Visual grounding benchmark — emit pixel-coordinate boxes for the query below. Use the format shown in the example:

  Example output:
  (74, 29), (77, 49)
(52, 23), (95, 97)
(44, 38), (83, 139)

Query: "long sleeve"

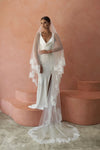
(51, 33), (63, 53)
(32, 32), (41, 65)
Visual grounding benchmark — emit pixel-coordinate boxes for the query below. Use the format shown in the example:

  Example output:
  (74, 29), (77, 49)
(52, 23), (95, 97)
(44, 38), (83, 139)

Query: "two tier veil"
(28, 20), (80, 144)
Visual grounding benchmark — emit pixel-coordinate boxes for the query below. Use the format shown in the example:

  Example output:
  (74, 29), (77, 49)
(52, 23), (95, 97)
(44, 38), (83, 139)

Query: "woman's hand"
(47, 50), (52, 54)
(39, 50), (48, 55)
(38, 50), (52, 55)
(40, 64), (43, 73)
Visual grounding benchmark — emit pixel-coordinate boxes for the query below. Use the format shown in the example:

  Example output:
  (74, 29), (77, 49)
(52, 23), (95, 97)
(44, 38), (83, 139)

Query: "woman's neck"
(41, 28), (51, 35)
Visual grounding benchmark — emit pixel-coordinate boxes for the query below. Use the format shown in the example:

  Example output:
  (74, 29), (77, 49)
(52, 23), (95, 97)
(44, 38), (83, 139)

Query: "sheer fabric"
(28, 21), (80, 144)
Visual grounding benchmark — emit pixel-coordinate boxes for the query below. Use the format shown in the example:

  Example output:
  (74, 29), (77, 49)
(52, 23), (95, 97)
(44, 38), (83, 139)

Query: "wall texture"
(0, 0), (100, 100)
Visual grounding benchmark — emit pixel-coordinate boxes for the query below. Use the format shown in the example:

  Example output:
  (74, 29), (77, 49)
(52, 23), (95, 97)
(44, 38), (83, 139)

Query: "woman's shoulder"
(35, 32), (40, 40)
(54, 32), (59, 42)
(36, 32), (40, 37)
(54, 32), (59, 38)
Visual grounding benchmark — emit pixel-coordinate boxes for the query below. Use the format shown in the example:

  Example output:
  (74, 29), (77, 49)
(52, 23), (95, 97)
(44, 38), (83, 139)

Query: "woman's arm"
(51, 32), (63, 53)
(33, 32), (41, 65)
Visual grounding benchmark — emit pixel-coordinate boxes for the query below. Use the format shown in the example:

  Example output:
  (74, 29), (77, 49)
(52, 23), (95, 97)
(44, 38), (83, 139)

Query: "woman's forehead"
(40, 19), (47, 23)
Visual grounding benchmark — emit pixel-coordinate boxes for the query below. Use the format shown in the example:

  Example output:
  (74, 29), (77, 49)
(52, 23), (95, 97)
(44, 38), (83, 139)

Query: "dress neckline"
(40, 32), (53, 44)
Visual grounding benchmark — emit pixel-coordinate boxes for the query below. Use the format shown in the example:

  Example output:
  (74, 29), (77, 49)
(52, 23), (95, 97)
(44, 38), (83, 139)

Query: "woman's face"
(40, 19), (50, 30)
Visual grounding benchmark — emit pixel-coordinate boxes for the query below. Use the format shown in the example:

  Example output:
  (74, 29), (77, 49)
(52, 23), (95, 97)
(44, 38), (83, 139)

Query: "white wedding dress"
(28, 32), (80, 144)
(28, 32), (55, 110)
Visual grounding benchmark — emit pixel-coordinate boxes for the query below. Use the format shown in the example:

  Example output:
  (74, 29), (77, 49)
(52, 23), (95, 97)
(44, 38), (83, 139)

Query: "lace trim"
(28, 123), (80, 144)
(28, 134), (80, 144)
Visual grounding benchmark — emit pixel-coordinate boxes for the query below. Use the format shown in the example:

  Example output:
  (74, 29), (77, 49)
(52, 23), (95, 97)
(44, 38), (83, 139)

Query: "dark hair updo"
(41, 16), (51, 24)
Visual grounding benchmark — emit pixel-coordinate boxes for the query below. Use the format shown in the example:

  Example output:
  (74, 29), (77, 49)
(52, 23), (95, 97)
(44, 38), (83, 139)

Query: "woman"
(28, 16), (80, 144)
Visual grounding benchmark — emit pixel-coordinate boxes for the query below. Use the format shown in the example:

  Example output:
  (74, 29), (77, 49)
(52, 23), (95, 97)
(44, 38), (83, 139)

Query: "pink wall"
(0, 0), (100, 100)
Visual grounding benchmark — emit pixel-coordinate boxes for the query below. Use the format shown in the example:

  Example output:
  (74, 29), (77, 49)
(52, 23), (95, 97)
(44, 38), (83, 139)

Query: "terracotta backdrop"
(0, 0), (100, 100)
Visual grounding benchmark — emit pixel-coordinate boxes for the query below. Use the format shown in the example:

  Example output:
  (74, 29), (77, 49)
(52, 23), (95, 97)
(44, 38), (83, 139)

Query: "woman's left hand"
(38, 50), (52, 55)
(47, 50), (52, 54)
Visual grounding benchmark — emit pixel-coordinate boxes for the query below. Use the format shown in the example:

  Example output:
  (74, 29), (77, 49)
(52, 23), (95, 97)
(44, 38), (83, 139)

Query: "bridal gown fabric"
(28, 32), (55, 110)
(28, 31), (80, 144)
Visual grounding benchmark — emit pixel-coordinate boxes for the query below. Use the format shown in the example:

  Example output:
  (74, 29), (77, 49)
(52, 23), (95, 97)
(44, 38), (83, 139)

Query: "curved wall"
(0, 0), (100, 100)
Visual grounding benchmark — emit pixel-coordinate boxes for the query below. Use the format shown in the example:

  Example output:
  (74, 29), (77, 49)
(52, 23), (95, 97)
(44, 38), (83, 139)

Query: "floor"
(0, 110), (100, 150)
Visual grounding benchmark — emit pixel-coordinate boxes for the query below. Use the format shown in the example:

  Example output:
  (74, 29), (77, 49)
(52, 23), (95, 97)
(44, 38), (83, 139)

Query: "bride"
(28, 16), (80, 144)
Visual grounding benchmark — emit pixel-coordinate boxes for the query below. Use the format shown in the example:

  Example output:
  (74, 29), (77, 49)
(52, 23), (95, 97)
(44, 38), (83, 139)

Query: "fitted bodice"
(39, 32), (55, 51)
(38, 32), (55, 67)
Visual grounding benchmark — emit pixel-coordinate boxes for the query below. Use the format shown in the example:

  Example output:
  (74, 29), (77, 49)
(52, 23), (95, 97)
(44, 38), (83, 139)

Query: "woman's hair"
(41, 16), (51, 23)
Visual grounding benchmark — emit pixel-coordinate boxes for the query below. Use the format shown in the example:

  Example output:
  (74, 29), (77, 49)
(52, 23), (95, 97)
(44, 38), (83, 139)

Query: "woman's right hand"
(40, 64), (43, 73)
(38, 50), (48, 55)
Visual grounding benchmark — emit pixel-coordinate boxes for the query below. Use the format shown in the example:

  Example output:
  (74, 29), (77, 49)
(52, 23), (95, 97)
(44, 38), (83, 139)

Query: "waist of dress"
(39, 53), (53, 58)
(39, 49), (52, 51)
(39, 53), (53, 63)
